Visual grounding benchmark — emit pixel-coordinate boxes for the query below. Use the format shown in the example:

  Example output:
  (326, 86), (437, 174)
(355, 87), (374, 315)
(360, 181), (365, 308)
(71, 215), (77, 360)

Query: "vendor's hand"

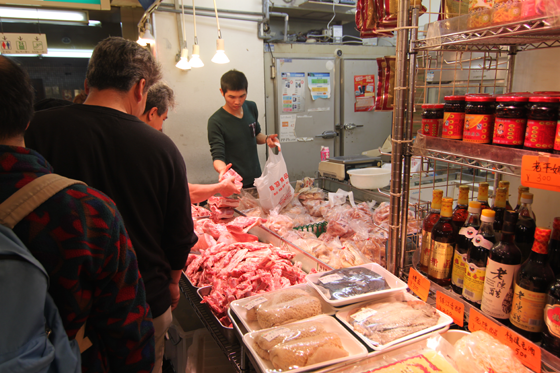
(219, 177), (241, 197)
(169, 282), (180, 311)
(218, 163), (233, 181)
(267, 134), (279, 148)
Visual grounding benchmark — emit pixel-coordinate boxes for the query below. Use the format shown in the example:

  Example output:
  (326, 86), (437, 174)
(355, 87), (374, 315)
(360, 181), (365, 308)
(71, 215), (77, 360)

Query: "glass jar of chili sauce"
(492, 94), (528, 148)
(421, 104), (444, 137)
(524, 95), (559, 153)
(443, 95), (466, 140)
(464, 95), (496, 144)
(555, 107), (560, 155)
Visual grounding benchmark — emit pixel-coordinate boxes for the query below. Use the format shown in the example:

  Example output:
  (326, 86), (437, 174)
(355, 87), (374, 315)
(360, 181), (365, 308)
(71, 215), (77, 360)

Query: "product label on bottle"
(471, 234), (494, 250)
(544, 304), (560, 339)
(524, 119), (556, 150)
(510, 284), (547, 333)
(421, 118), (442, 137)
(428, 241), (454, 280)
(463, 114), (494, 144)
(493, 117), (527, 146)
(451, 249), (468, 288)
(463, 262), (486, 304)
(481, 260), (520, 319)
(459, 226), (478, 239)
(442, 112), (465, 139)
(420, 230), (432, 267)
(554, 121), (560, 151)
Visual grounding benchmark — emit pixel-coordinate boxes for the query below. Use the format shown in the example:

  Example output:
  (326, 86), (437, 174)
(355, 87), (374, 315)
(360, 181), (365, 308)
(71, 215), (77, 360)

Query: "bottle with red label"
(443, 95), (466, 139)
(555, 106), (560, 155)
(421, 104), (444, 137)
(543, 218), (560, 354)
(492, 94), (528, 148)
(510, 227), (555, 342)
(464, 95), (496, 144)
(463, 209), (496, 308)
(524, 95), (559, 152)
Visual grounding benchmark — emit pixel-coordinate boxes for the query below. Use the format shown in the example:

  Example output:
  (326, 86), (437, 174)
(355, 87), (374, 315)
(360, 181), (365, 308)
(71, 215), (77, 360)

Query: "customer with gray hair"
(25, 36), (198, 373)
(139, 82), (241, 201)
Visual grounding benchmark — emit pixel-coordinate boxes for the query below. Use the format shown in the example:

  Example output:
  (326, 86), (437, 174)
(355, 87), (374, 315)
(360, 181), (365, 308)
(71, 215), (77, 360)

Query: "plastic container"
(443, 95), (466, 140)
(492, 94), (528, 148)
(492, 0), (522, 25)
(305, 263), (408, 307)
(421, 104), (445, 137)
(469, 0), (493, 28)
(320, 146), (330, 161)
(464, 95), (496, 144)
(346, 167), (391, 190)
(524, 95), (559, 152)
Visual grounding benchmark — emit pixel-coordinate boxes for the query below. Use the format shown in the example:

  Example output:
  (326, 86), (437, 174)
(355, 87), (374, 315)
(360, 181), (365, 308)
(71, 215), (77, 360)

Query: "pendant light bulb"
(189, 44), (204, 68)
(137, 28), (155, 46)
(212, 38), (229, 64)
(175, 48), (191, 70)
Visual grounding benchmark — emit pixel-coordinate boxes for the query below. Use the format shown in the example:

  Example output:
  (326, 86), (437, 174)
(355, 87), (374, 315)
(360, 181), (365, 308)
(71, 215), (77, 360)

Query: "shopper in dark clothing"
(0, 55), (154, 373)
(207, 70), (278, 188)
(25, 37), (198, 373)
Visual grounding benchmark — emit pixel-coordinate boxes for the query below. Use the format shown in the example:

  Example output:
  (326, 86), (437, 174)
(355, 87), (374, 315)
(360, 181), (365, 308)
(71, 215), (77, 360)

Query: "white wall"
(152, 0), (265, 184)
(503, 48), (560, 229)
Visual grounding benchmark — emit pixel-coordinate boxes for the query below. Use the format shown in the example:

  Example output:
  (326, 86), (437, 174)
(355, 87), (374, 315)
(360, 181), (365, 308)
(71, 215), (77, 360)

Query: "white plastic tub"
(347, 168), (391, 190)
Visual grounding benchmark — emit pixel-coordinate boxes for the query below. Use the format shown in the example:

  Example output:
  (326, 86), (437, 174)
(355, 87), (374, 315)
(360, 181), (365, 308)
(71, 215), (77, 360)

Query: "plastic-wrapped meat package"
(454, 331), (529, 373)
(302, 200), (330, 218)
(338, 244), (369, 268)
(314, 267), (389, 300)
(326, 215), (355, 238)
(322, 204), (352, 222)
(264, 211), (294, 237)
(372, 202), (391, 226)
(297, 187), (327, 202)
(347, 202), (375, 226)
(238, 189), (261, 210)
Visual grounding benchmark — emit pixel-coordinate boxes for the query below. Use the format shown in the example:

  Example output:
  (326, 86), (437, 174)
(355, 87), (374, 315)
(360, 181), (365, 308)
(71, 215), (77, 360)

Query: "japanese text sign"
(521, 155), (560, 193)
(408, 267), (430, 302)
(436, 291), (464, 327)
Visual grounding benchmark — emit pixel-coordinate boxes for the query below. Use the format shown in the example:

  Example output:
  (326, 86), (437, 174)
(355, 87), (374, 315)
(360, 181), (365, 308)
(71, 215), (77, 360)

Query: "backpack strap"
(0, 174), (86, 229)
(0, 173), (92, 352)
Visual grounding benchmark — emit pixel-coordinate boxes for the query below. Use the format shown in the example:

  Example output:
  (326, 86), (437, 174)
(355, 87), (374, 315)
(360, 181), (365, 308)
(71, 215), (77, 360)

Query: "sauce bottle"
(476, 182), (490, 211)
(542, 268), (560, 355)
(419, 189), (443, 274)
(481, 210), (522, 324)
(510, 228), (555, 342)
(428, 197), (456, 286)
(515, 192), (537, 263)
(492, 187), (507, 242)
(514, 185), (530, 212)
(451, 201), (482, 295)
(548, 217), (560, 278)
(498, 180), (513, 210)
(463, 209), (496, 308)
(452, 185), (470, 233)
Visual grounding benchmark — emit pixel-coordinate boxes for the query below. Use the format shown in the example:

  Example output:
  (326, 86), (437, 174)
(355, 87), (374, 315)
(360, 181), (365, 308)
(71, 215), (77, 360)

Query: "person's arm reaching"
(188, 178), (241, 204)
(213, 160), (231, 180)
(256, 133), (279, 148)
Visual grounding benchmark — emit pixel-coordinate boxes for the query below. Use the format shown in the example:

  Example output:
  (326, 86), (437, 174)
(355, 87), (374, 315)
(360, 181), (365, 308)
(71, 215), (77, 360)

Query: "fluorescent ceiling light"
(0, 7), (89, 23)
(1, 48), (93, 58)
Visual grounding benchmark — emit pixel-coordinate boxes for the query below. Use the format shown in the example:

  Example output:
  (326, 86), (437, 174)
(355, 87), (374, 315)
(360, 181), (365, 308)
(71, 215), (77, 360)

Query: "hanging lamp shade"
(137, 28), (155, 46)
(175, 48), (191, 70)
(212, 38), (229, 64)
(190, 44), (204, 68)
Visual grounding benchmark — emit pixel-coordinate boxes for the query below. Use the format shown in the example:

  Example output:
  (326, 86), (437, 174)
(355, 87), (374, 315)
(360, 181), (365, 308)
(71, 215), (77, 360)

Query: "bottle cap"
(432, 189), (444, 209)
(502, 210), (518, 233)
(468, 201), (482, 213)
(518, 185), (529, 192)
(494, 187), (507, 208)
(521, 192), (534, 203)
(481, 209), (496, 222)
(532, 227), (552, 254)
(498, 180), (510, 192)
(457, 185), (469, 205)
(441, 197), (454, 217)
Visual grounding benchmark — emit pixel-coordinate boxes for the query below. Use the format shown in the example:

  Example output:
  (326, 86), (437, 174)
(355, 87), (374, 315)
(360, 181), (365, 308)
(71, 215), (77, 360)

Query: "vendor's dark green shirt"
(208, 100), (262, 188)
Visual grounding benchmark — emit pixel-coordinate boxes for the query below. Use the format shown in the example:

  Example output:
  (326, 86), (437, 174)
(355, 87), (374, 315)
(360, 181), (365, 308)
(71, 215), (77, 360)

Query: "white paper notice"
(281, 72), (306, 112)
(308, 72), (331, 100)
(279, 114), (297, 143)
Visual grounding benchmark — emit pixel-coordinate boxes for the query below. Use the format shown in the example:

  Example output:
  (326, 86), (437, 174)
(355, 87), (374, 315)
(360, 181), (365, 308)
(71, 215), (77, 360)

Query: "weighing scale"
(318, 155), (382, 181)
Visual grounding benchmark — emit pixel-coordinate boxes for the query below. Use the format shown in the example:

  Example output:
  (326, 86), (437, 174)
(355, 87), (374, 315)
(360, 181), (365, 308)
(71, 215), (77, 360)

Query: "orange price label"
(468, 308), (500, 339)
(498, 326), (541, 373)
(521, 155), (560, 193)
(436, 291), (464, 327)
(408, 267), (430, 302)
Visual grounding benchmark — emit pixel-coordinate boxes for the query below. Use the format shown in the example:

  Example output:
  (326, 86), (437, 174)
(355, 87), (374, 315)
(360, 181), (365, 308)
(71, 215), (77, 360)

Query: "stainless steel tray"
(196, 285), (237, 345)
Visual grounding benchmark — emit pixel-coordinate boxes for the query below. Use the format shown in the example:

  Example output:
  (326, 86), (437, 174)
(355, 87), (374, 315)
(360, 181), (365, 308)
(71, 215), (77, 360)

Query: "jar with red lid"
(422, 104), (444, 137)
(554, 106), (560, 155)
(464, 95), (496, 144)
(443, 95), (466, 140)
(524, 96), (559, 152)
(492, 95), (528, 148)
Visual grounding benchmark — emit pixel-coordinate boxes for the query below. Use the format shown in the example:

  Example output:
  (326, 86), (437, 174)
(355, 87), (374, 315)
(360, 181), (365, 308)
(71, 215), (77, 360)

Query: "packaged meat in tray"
(336, 291), (452, 351)
(230, 284), (336, 333)
(243, 315), (367, 373)
(305, 263), (408, 307)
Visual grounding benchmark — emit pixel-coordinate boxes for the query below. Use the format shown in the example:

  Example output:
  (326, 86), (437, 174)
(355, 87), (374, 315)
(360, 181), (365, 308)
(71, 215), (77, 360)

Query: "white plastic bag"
(254, 144), (294, 213)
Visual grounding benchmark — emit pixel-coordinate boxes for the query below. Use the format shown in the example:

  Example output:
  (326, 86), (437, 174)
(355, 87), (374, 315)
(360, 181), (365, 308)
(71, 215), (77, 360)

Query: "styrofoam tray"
(336, 291), (453, 351)
(230, 284), (336, 334)
(243, 315), (368, 373)
(305, 263), (408, 307)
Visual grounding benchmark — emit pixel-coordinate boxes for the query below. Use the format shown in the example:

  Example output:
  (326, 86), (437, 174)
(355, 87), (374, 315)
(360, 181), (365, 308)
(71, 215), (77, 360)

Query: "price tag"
(497, 326), (541, 373)
(261, 327), (291, 342)
(435, 291), (464, 327)
(243, 297), (268, 310)
(468, 308), (500, 339)
(351, 308), (377, 322)
(521, 155), (560, 193)
(319, 273), (344, 284)
(408, 267), (430, 302)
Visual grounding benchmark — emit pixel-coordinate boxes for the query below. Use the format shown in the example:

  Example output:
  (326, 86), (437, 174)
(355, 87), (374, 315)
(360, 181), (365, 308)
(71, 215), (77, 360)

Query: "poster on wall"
(354, 74), (375, 112)
(279, 114), (297, 143)
(281, 72), (305, 112)
(308, 72), (331, 100)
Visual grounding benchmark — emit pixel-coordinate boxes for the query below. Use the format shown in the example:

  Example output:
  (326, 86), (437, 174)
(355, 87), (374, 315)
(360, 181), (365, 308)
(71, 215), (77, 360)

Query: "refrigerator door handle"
(343, 123), (364, 130)
(315, 130), (339, 139)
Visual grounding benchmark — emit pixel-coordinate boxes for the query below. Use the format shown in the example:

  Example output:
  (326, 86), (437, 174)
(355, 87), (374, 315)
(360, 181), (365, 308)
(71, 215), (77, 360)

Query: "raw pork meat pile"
(185, 241), (307, 327)
(190, 215), (264, 253)
(208, 196), (239, 222)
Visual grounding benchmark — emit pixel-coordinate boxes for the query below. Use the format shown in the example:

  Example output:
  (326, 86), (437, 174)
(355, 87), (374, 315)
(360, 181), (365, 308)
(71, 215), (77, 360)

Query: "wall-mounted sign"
(1, 33), (48, 55)
(0, 0), (110, 10)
